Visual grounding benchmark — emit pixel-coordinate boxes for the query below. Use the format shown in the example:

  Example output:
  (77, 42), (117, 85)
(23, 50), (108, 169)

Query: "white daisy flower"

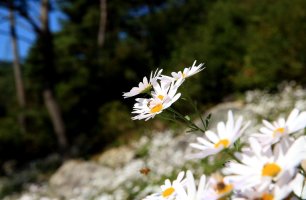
(150, 78), (181, 101)
(174, 170), (218, 200)
(189, 110), (250, 159)
(223, 136), (306, 194)
(232, 170), (296, 200)
(160, 60), (204, 83)
(123, 68), (163, 98)
(131, 81), (181, 121)
(143, 171), (185, 200)
(252, 108), (306, 146)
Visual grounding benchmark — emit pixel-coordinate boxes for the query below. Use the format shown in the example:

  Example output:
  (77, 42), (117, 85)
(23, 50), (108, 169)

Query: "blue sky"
(0, 3), (65, 62)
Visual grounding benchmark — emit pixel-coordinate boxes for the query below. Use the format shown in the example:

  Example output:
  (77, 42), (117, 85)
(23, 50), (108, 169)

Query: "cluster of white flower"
(142, 109), (306, 200)
(123, 61), (306, 200)
(123, 60), (204, 121)
(245, 82), (306, 119)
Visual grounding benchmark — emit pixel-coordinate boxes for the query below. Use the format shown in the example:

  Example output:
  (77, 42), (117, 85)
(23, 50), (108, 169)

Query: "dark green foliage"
(234, 0), (306, 89)
(79, 101), (136, 154)
(0, 62), (15, 115)
(167, 0), (306, 100)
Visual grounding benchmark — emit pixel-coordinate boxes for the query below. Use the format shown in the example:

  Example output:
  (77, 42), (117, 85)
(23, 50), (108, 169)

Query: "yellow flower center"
(158, 95), (164, 100)
(214, 139), (230, 148)
(262, 193), (274, 200)
(162, 187), (175, 198)
(273, 127), (285, 137)
(150, 103), (163, 113)
(262, 163), (281, 177)
(215, 181), (233, 195)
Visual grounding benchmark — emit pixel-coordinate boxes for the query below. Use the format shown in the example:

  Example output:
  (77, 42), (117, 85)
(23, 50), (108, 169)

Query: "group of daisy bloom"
(123, 61), (306, 200)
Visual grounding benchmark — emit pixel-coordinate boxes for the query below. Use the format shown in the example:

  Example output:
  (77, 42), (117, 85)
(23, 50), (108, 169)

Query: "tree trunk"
(43, 90), (67, 149)
(40, 0), (68, 151)
(9, 1), (27, 133)
(97, 0), (107, 47)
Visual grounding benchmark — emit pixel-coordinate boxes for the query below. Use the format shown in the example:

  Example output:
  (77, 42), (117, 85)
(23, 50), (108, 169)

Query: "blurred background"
(0, 0), (306, 199)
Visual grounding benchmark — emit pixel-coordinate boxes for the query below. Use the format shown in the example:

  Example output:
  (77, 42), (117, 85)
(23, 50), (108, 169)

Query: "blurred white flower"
(174, 170), (218, 200)
(123, 68), (163, 98)
(189, 110), (250, 159)
(143, 171), (185, 200)
(292, 172), (306, 199)
(223, 136), (306, 195)
(252, 108), (306, 146)
(207, 173), (234, 199)
(173, 171), (233, 200)
(231, 185), (291, 200)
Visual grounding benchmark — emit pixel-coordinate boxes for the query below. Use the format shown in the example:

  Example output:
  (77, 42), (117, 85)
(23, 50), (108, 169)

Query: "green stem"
(167, 107), (206, 133)
(224, 149), (240, 163)
(157, 113), (179, 124)
(186, 96), (207, 130)
(181, 92), (211, 132)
